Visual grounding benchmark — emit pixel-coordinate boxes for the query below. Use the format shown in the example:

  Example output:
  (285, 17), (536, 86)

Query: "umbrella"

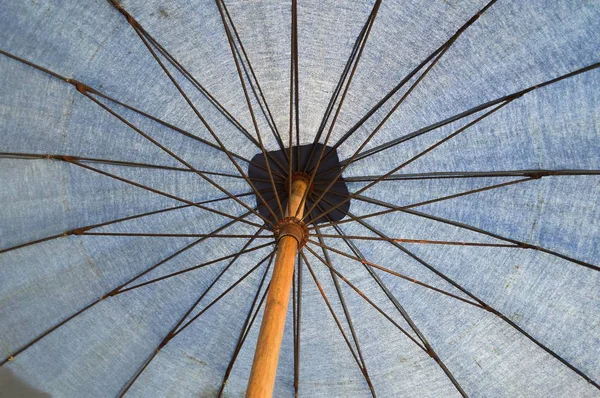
(1, 0), (599, 396)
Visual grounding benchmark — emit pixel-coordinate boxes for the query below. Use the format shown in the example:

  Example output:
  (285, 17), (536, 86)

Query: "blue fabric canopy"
(1, 0), (599, 396)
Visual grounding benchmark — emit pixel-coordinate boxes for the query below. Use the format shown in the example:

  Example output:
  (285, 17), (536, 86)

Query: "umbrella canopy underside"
(1, 0), (599, 397)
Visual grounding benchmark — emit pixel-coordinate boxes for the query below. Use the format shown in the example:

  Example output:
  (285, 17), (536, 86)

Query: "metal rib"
(317, 189), (600, 273)
(220, 0), (288, 158)
(218, 261), (273, 396)
(340, 62), (600, 166)
(0, 209), (255, 366)
(319, 0), (498, 165)
(116, 245), (273, 397)
(0, 49), (278, 178)
(303, 38), (457, 222)
(311, 234), (467, 396)
(109, 3), (281, 225)
(303, 0), (381, 173)
(335, 169), (600, 182)
(300, 252), (375, 395)
(293, 0), (381, 220)
(346, 215), (600, 390)
(62, 158), (264, 229)
(306, 100), (512, 225)
(304, 244), (426, 352)
(116, 242), (274, 294)
(314, 227), (376, 396)
(215, 0), (286, 219)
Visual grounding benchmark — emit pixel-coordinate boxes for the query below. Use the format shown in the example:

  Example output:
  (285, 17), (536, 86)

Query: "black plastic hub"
(247, 143), (351, 227)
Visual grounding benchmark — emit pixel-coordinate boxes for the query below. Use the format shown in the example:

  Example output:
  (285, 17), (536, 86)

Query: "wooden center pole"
(246, 177), (308, 397)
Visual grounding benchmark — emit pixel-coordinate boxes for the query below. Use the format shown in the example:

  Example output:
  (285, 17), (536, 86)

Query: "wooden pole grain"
(246, 177), (308, 397)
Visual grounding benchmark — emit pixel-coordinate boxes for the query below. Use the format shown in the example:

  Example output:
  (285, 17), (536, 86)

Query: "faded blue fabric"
(1, 0), (599, 397)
